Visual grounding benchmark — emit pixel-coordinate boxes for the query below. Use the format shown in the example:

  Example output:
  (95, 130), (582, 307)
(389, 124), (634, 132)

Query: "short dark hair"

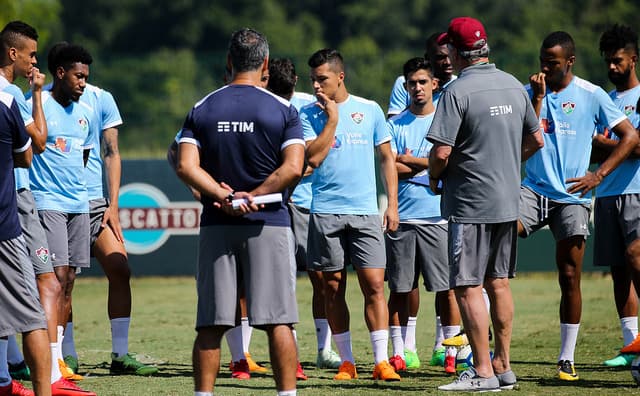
(542, 31), (575, 58)
(308, 48), (344, 72)
(1, 21), (38, 54)
(49, 43), (92, 74)
(599, 24), (638, 57)
(47, 41), (69, 75)
(424, 32), (444, 59)
(403, 57), (433, 80)
(228, 28), (269, 73)
(267, 58), (297, 98)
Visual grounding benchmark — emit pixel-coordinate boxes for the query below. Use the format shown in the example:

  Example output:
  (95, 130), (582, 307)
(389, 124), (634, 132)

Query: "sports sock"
(292, 328), (299, 354)
(7, 334), (23, 365)
(621, 316), (638, 346)
(482, 288), (491, 313)
(277, 390), (296, 396)
(390, 326), (404, 357)
(50, 343), (63, 383)
(225, 326), (245, 363)
(61, 322), (77, 359)
(332, 331), (354, 364)
(442, 325), (461, 340)
(241, 317), (252, 353)
(56, 326), (64, 361)
(405, 316), (418, 352)
(558, 322), (580, 362)
(370, 329), (389, 365)
(110, 317), (130, 358)
(0, 338), (10, 386)
(314, 319), (332, 352)
(194, 392), (213, 396)
(433, 316), (444, 350)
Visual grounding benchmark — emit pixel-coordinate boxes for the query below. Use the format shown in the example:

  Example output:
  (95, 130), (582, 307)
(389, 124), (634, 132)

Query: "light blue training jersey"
(29, 91), (96, 213)
(388, 109), (442, 220)
(0, 76), (34, 190)
(523, 76), (626, 204)
(81, 84), (123, 200)
(300, 94), (390, 214)
(595, 85), (640, 197)
(387, 75), (455, 116)
(289, 91), (316, 209)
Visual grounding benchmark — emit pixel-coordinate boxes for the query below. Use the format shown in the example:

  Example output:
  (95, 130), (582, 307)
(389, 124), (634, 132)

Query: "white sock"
(241, 317), (252, 353)
(390, 326), (404, 357)
(558, 323), (580, 362)
(50, 343), (63, 383)
(314, 319), (332, 352)
(621, 316), (638, 346)
(370, 329), (389, 365)
(433, 316), (444, 350)
(194, 392), (213, 396)
(7, 335), (23, 365)
(225, 326), (245, 363)
(292, 329), (299, 354)
(277, 391), (297, 396)
(0, 338), (10, 386)
(61, 322), (77, 359)
(482, 288), (491, 313)
(443, 325), (461, 340)
(110, 317), (130, 358)
(405, 316), (418, 352)
(332, 331), (354, 363)
(56, 326), (64, 361)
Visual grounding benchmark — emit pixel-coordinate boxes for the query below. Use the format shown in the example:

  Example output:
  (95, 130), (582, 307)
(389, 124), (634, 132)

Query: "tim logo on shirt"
(217, 121), (255, 133)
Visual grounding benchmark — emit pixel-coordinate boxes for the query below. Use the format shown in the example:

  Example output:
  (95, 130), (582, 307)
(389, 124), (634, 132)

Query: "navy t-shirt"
(179, 85), (304, 227)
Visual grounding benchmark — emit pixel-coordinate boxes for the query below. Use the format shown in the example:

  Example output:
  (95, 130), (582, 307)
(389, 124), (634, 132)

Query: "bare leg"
(193, 326), (227, 393)
(265, 325), (297, 391)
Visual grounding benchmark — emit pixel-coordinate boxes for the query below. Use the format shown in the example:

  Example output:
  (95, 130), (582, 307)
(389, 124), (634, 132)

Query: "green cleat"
(110, 353), (159, 376)
(8, 361), (30, 381)
(316, 348), (342, 369)
(404, 349), (421, 369)
(603, 353), (635, 367)
(429, 346), (446, 366)
(64, 355), (79, 374)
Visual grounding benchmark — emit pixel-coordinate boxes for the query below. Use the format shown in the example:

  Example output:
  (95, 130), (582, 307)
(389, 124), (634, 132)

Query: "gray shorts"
(386, 223), (449, 293)
(39, 210), (90, 268)
(0, 235), (47, 337)
(448, 222), (517, 288)
(16, 189), (52, 275)
(593, 193), (640, 267)
(288, 203), (310, 272)
(196, 225), (298, 329)
(519, 186), (590, 241)
(89, 198), (109, 246)
(307, 213), (386, 272)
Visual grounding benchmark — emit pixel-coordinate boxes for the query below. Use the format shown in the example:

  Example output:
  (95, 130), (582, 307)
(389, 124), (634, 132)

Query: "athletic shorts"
(593, 193), (640, 267)
(0, 235), (47, 337)
(38, 210), (90, 268)
(196, 225), (298, 329)
(288, 203), (310, 272)
(448, 222), (517, 288)
(89, 198), (109, 246)
(307, 213), (386, 272)
(385, 222), (449, 293)
(519, 186), (590, 241)
(16, 189), (52, 275)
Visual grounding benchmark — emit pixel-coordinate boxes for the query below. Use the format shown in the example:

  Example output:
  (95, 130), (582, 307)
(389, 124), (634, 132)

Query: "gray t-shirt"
(427, 63), (539, 223)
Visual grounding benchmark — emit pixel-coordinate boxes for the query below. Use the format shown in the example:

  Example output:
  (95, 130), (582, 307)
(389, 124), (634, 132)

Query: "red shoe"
(389, 355), (407, 372)
(51, 378), (96, 396)
(621, 335), (640, 354)
(231, 359), (251, 380)
(296, 361), (308, 380)
(444, 354), (456, 374)
(0, 380), (34, 396)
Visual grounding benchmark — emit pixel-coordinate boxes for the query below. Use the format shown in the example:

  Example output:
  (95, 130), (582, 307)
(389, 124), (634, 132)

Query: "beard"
(609, 68), (631, 87)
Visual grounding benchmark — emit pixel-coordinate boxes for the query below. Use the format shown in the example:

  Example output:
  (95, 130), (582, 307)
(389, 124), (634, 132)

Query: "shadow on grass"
(81, 361), (194, 378)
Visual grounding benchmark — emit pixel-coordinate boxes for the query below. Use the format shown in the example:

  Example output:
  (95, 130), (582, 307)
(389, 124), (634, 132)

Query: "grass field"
(45, 272), (640, 395)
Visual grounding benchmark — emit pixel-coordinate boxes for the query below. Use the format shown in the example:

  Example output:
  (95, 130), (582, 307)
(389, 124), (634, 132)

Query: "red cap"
(438, 17), (487, 52)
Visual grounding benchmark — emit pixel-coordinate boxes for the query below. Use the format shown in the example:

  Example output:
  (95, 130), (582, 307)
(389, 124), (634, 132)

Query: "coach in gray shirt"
(427, 17), (543, 392)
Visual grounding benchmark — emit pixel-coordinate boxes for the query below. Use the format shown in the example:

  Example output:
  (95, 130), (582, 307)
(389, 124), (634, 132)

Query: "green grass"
(45, 272), (640, 394)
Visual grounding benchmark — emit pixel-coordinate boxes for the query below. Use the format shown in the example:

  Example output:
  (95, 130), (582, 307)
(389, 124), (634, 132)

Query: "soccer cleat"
(557, 360), (579, 381)
(245, 353), (268, 373)
(0, 380), (34, 396)
(404, 349), (421, 369)
(429, 346), (446, 366)
(316, 348), (342, 369)
(372, 360), (401, 381)
(444, 354), (456, 374)
(8, 361), (30, 381)
(51, 378), (96, 396)
(110, 353), (159, 376)
(59, 359), (83, 381)
(442, 332), (469, 348)
(438, 367), (499, 391)
(496, 369), (518, 390)
(296, 361), (308, 380)
(334, 361), (358, 380)
(230, 359), (250, 380)
(389, 355), (406, 372)
(64, 355), (79, 374)
(603, 353), (635, 367)
(621, 336), (640, 354)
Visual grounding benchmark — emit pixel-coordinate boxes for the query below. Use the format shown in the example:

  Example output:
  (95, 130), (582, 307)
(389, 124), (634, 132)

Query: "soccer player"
(428, 17), (543, 391)
(594, 25), (640, 366)
(177, 28), (303, 396)
(385, 57), (461, 375)
(520, 31), (638, 381)
(300, 48), (400, 381)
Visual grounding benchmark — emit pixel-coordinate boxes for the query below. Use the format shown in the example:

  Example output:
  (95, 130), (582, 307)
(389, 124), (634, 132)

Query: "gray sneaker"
(438, 367), (500, 392)
(496, 370), (517, 390)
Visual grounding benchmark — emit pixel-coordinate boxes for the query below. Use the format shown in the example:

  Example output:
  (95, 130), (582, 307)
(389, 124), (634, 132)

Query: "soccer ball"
(632, 355), (640, 385)
(455, 345), (474, 373)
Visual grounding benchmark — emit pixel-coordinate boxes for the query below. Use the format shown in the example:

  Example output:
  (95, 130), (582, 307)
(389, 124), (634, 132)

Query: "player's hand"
(566, 171), (603, 197)
(101, 204), (125, 243)
(29, 67), (46, 91)
(529, 72), (546, 99)
(217, 191), (259, 216)
(383, 207), (399, 233)
(316, 92), (338, 123)
(429, 177), (442, 195)
(396, 148), (414, 164)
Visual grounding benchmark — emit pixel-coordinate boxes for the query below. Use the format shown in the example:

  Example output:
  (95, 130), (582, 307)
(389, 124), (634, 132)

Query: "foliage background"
(3, 0), (640, 157)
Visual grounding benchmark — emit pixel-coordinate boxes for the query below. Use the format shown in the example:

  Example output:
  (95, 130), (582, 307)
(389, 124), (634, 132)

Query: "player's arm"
(305, 92), (338, 168)
(522, 129), (544, 161)
(378, 141), (399, 232)
(529, 73), (546, 118)
(26, 67), (47, 153)
(428, 142), (451, 194)
(168, 135), (201, 201)
(13, 145), (33, 168)
(101, 127), (125, 241)
(396, 149), (429, 174)
(592, 129), (640, 160)
(251, 143), (305, 196)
